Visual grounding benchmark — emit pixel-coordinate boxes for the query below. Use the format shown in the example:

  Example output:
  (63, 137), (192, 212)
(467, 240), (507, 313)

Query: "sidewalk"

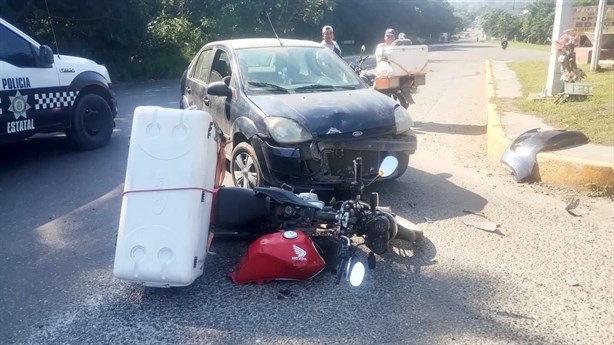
(485, 60), (614, 195)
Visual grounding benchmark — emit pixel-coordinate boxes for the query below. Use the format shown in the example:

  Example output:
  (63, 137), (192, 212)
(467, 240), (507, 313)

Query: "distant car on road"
(438, 33), (450, 43)
(180, 38), (417, 192)
(0, 17), (117, 150)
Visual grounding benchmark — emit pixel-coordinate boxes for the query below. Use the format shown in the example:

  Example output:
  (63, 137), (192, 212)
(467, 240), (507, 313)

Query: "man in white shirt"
(321, 25), (342, 56)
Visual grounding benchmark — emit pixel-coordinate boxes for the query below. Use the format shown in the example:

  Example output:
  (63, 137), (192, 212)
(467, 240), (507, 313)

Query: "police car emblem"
(8, 90), (31, 119)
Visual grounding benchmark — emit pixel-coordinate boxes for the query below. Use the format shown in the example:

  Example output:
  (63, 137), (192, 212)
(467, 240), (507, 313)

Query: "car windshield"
(235, 46), (365, 94)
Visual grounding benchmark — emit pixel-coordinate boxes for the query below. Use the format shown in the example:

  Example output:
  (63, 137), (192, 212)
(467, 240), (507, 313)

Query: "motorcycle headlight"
(264, 117), (313, 144)
(394, 106), (413, 134)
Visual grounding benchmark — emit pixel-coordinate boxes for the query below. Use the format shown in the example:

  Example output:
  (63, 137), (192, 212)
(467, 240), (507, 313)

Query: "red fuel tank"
(228, 230), (326, 284)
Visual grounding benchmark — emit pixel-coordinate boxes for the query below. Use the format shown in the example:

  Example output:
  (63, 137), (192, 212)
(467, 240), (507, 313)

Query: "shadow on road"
(413, 121), (486, 136)
(371, 166), (488, 225)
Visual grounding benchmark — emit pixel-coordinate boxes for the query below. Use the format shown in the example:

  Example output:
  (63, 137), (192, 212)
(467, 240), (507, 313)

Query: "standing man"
(396, 32), (412, 45)
(321, 25), (342, 56)
(377, 28), (397, 48)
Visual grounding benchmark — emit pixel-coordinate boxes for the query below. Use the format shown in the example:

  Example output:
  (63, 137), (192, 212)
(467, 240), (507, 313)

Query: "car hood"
(55, 54), (97, 65)
(247, 89), (397, 137)
(54, 55), (112, 82)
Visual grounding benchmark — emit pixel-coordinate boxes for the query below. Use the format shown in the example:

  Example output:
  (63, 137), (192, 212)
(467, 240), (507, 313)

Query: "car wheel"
(66, 93), (114, 150)
(390, 151), (410, 179)
(230, 142), (262, 189)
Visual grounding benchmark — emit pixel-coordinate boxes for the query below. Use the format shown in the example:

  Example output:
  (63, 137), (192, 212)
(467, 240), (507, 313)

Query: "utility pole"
(545, 0), (573, 97)
(590, 0), (607, 72)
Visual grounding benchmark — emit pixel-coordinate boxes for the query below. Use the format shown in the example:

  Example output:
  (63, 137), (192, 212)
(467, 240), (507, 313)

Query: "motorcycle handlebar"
(315, 210), (337, 222)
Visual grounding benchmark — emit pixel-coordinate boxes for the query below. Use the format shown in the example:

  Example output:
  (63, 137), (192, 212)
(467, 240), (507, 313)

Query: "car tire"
(66, 93), (114, 150)
(230, 142), (263, 189)
(388, 151), (410, 179)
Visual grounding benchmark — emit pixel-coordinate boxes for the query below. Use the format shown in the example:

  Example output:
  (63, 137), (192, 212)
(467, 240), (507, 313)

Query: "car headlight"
(264, 117), (313, 144)
(394, 106), (414, 134)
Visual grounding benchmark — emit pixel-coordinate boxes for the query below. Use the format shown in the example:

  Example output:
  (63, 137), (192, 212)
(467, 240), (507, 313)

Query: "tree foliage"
(0, 0), (461, 81)
(480, 8), (522, 39)
(521, 0), (555, 44)
(477, 0), (612, 44)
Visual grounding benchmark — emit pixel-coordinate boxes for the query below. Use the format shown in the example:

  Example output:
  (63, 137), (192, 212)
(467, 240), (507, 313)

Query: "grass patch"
(506, 60), (614, 145)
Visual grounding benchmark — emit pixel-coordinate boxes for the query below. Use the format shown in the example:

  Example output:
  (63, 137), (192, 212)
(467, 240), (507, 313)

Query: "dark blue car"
(180, 38), (417, 191)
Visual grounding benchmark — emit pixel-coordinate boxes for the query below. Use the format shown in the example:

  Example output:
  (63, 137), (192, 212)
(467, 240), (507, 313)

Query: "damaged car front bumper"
(253, 131), (417, 191)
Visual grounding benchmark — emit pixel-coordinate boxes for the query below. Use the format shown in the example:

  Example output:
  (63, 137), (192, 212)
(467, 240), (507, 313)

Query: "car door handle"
(185, 86), (192, 95)
(203, 96), (210, 106)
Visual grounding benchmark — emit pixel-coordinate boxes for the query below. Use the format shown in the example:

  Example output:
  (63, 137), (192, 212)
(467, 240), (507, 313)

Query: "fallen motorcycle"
(212, 156), (423, 286)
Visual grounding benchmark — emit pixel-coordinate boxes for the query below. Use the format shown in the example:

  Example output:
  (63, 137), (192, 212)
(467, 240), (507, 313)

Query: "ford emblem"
(352, 131), (363, 137)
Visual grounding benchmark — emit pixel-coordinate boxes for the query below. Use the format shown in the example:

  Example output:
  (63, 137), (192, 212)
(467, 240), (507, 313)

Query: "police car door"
(0, 22), (61, 138)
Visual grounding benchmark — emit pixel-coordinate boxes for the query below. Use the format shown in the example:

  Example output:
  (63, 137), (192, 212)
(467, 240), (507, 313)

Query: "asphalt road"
(1, 39), (612, 345)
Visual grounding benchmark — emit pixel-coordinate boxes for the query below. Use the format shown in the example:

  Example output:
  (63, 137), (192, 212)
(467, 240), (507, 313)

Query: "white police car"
(0, 17), (117, 150)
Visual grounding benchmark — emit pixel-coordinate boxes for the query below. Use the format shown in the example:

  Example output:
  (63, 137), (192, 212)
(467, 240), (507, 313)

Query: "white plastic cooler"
(113, 106), (218, 287)
(375, 45), (429, 77)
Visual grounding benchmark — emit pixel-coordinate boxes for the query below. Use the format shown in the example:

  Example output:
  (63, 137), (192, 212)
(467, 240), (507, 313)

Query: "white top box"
(375, 45), (429, 77)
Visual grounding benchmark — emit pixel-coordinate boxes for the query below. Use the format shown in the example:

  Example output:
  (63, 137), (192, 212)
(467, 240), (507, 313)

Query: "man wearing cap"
(395, 32), (412, 46)
(377, 28), (397, 48)
(321, 25), (342, 56)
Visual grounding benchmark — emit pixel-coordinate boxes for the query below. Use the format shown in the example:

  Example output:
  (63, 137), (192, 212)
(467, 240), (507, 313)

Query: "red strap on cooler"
(122, 187), (215, 196)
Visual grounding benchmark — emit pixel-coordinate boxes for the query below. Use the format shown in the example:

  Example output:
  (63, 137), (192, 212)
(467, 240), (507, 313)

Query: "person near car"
(321, 25), (342, 56)
(394, 32), (413, 46)
(377, 28), (397, 49)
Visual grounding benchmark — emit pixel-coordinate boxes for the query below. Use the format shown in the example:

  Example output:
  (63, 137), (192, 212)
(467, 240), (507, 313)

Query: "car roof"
(207, 38), (325, 50)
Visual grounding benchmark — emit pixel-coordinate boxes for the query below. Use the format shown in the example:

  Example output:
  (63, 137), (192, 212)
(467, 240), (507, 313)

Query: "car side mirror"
(208, 81), (232, 97)
(39, 45), (54, 67)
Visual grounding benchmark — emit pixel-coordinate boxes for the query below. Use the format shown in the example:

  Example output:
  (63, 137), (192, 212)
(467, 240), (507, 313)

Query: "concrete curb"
(484, 60), (614, 195)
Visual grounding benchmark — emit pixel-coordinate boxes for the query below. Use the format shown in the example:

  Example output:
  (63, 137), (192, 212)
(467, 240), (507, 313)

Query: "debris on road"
(565, 197), (582, 217)
(461, 209), (501, 233)
(463, 209), (486, 217)
(500, 128), (589, 182)
(461, 217), (498, 231)
(565, 277), (582, 287)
